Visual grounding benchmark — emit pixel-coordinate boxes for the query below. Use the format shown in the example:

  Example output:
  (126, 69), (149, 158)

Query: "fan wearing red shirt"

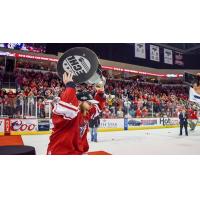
(7, 90), (15, 98)
(136, 107), (142, 118)
(47, 73), (105, 155)
(142, 107), (148, 118)
(103, 107), (111, 118)
(23, 87), (30, 97)
(133, 98), (138, 107)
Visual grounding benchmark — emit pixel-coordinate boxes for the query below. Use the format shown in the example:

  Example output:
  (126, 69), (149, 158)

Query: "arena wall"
(0, 117), (199, 135)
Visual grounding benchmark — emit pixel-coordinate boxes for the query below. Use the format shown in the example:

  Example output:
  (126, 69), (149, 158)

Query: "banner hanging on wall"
(164, 48), (173, 64)
(150, 45), (160, 62)
(135, 43), (146, 59)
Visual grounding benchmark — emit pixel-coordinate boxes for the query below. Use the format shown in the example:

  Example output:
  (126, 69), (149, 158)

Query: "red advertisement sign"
(4, 119), (11, 135)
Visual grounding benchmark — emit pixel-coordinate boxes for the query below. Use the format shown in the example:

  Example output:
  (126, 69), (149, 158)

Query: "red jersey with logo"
(188, 109), (198, 120)
(136, 109), (142, 118)
(8, 91), (15, 98)
(47, 84), (104, 155)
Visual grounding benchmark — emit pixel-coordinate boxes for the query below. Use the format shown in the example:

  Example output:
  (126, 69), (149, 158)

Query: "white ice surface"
(22, 127), (200, 155)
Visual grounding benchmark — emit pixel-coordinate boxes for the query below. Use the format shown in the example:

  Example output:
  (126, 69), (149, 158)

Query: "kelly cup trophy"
(57, 47), (106, 89)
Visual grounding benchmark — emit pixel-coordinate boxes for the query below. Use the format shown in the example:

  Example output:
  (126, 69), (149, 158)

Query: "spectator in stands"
(15, 93), (24, 117)
(124, 98), (131, 115)
(129, 108), (135, 118)
(136, 107), (142, 118)
(28, 90), (35, 116)
(142, 106), (148, 118)
(103, 107), (111, 118)
(117, 107), (124, 118)
(107, 94), (115, 113)
(3, 94), (11, 117)
(37, 98), (45, 118)
(0, 67), (194, 119)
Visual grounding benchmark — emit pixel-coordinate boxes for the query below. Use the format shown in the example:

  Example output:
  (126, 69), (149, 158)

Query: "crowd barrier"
(0, 117), (199, 135)
(99, 117), (182, 131)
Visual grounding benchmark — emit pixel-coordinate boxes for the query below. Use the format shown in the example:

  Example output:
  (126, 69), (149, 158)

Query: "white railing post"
(27, 97), (30, 117)
(31, 97), (33, 117)
(35, 97), (38, 118)
(22, 98), (24, 118)
(48, 101), (51, 119)
(1, 104), (3, 117)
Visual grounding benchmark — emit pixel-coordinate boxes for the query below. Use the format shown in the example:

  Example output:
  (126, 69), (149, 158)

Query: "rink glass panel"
(0, 97), (180, 119)
(0, 96), (52, 119)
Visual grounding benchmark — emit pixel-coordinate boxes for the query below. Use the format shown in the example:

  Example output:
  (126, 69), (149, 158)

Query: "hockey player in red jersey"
(188, 106), (198, 131)
(47, 72), (105, 155)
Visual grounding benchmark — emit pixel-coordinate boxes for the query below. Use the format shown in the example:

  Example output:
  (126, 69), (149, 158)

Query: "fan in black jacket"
(179, 109), (188, 136)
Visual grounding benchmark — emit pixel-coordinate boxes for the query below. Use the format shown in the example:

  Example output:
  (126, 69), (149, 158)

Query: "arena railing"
(0, 96), (195, 119)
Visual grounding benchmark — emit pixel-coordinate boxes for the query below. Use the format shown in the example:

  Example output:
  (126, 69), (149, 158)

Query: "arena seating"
(0, 67), (196, 119)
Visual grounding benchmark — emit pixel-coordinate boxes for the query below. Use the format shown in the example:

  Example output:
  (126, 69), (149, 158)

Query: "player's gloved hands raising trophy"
(57, 47), (106, 89)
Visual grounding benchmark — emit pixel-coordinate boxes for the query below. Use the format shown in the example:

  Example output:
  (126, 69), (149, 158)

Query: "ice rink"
(20, 126), (200, 155)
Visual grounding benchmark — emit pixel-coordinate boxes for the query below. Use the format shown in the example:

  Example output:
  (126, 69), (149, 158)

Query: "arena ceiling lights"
(0, 51), (182, 78)
(102, 65), (183, 78)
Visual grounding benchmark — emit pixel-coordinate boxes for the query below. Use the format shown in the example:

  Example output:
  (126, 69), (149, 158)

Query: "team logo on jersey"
(80, 121), (88, 137)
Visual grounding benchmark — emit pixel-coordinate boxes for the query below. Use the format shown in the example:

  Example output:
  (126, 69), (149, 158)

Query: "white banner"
(150, 45), (160, 62)
(127, 117), (180, 128)
(189, 87), (200, 104)
(100, 118), (124, 129)
(135, 43), (146, 59)
(159, 117), (179, 126)
(164, 48), (173, 64)
(128, 118), (158, 127)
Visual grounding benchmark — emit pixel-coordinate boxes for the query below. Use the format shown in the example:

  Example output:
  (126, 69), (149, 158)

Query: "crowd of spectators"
(102, 79), (190, 118)
(0, 70), (64, 118)
(0, 68), (197, 119)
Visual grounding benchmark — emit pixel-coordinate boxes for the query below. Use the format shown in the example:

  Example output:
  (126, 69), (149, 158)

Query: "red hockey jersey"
(188, 109), (198, 120)
(47, 83), (104, 155)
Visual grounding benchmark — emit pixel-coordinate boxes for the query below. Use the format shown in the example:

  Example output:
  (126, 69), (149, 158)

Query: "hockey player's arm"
(88, 90), (106, 120)
(88, 104), (100, 120)
(94, 90), (106, 111)
(52, 73), (79, 120)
